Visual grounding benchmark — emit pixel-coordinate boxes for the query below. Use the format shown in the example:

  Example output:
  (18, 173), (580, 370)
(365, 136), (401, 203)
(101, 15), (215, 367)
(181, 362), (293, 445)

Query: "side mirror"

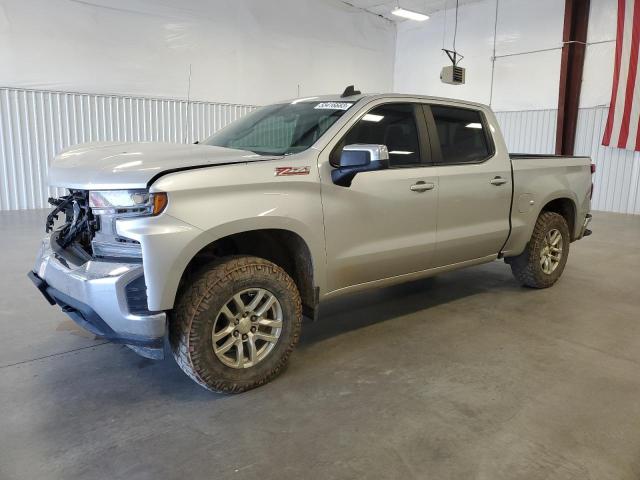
(331, 144), (390, 187)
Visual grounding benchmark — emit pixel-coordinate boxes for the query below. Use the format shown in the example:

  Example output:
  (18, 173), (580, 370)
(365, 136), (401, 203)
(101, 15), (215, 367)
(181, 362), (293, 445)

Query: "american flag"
(603, 0), (640, 150)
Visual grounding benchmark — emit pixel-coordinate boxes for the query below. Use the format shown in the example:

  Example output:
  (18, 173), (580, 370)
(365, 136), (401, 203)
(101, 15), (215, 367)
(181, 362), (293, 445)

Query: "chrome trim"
(343, 144), (390, 162)
(91, 211), (143, 259)
(410, 181), (435, 192)
(91, 240), (143, 259)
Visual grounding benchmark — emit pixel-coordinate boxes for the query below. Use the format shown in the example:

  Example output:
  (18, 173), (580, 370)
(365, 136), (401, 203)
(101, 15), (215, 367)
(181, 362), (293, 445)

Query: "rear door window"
(430, 106), (492, 164)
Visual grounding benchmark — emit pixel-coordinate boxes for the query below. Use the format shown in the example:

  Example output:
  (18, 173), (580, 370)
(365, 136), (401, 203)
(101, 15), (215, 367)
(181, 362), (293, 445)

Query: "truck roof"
(278, 93), (491, 111)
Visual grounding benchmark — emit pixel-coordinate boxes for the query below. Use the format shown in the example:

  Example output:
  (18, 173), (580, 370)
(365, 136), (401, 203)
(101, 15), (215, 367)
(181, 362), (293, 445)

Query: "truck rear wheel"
(508, 211), (570, 288)
(170, 256), (302, 393)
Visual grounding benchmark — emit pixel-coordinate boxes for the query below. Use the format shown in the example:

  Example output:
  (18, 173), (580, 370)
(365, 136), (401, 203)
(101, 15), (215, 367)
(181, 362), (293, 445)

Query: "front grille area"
(46, 190), (97, 257)
(90, 211), (142, 259)
(125, 275), (152, 315)
(47, 190), (143, 260)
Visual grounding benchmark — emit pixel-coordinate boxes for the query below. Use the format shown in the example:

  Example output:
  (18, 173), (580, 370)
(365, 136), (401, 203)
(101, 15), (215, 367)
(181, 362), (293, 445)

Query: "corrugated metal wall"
(495, 107), (640, 215)
(0, 87), (257, 210)
(1, 87), (639, 214)
(574, 106), (640, 215)
(494, 110), (557, 155)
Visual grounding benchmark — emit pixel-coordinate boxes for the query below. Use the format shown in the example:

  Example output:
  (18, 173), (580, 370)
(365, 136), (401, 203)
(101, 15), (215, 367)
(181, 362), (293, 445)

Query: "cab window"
(430, 106), (492, 164)
(342, 103), (422, 167)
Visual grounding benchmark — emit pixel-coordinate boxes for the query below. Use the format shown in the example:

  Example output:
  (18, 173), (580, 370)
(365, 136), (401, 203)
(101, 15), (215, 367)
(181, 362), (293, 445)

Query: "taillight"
(590, 164), (595, 199)
(591, 164), (596, 174)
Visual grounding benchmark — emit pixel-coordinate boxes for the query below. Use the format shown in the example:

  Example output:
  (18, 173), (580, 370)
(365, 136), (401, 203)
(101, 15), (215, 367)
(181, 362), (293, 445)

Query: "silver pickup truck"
(29, 89), (593, 392)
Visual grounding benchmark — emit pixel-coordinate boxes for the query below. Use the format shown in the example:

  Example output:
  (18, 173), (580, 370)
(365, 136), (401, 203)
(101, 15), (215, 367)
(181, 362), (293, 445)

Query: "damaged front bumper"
(29, 236), (166, 359)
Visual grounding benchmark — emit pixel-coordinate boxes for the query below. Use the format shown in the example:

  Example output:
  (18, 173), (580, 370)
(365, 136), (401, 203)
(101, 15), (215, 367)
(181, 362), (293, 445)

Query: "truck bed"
(502, 153), (592, 257)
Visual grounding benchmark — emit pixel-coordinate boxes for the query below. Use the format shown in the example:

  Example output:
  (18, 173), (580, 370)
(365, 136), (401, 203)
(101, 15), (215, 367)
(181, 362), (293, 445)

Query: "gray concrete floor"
(1, 210), (639, 480)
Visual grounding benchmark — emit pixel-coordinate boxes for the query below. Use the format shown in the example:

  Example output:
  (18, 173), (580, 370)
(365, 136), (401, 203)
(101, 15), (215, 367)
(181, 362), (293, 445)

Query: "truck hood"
(49, 142), (279, 190)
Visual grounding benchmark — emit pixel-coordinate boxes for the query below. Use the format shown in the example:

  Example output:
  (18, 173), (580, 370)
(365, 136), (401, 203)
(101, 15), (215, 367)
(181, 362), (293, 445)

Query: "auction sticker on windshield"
(314, 102), (353, 110)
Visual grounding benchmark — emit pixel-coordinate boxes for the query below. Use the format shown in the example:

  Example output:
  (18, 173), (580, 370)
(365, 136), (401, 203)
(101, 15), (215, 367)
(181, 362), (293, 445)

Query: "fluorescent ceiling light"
(389, 151), (413, 155)
(465, 123), (482, 129)
(362, 113), (384, 122)
(391, 7), (429, 21)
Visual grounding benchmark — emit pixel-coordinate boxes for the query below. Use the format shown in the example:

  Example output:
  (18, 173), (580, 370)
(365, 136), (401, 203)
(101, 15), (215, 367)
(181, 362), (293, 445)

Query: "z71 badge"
(275, 166), (311, 176)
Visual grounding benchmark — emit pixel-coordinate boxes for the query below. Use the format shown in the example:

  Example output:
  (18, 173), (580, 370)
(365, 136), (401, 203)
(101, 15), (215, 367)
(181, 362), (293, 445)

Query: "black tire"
(508, 211), (570, 288)
(170, 255), (302, 393)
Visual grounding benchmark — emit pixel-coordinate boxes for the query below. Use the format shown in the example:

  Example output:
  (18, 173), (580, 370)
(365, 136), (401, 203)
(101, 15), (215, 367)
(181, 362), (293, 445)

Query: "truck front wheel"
(170, 256), (302, 393)
(507, 211), (570, 288)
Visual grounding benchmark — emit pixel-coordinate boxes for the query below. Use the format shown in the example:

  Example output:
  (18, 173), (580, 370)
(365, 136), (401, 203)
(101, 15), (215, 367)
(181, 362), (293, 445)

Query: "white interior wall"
(394, 0), (498, 107)
(394, 0), (615, 110)
(582, 0), (617, 108)
(0, 0), (395, 105)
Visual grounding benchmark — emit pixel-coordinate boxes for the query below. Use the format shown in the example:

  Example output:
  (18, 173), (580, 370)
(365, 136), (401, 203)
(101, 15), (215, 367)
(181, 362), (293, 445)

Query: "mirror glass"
(340, 149), (370, 167)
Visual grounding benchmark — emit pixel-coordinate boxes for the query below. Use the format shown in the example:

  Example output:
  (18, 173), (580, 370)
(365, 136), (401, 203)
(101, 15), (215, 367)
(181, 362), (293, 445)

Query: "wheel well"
(541, 198), (576, 240)
(179, 229), (317, 317)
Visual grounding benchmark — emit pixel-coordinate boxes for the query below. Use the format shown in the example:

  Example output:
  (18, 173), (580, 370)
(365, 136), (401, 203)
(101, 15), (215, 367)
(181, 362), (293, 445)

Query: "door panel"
(431, 162), (511, 266)
(425, 104), (512, 266)
(322, 168), (438, 291)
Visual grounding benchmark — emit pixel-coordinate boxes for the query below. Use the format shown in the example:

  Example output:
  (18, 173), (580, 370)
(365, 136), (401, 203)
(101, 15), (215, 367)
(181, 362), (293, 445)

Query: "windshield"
(202, 101), (355, 155)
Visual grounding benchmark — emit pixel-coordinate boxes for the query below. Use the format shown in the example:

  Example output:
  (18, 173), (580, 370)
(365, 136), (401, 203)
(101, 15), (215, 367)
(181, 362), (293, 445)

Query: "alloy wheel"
(211, 288), (283, 368)
(540, 228), (563, 275)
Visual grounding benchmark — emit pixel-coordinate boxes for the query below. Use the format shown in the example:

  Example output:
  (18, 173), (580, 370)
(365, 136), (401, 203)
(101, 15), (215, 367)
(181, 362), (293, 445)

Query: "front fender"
(118, 214), (325, 311)
(116, 213), (205, 311)
(136, 154), (325, 310)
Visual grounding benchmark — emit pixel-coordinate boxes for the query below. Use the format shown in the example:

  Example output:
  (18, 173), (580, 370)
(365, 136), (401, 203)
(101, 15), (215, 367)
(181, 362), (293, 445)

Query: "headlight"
(88, 190), (168, 260)
(89, 190), (167, 216)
